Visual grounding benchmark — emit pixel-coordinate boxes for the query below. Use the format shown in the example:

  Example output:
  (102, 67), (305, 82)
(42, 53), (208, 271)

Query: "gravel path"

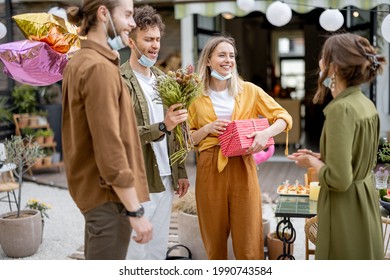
(0, 182), (84, 260)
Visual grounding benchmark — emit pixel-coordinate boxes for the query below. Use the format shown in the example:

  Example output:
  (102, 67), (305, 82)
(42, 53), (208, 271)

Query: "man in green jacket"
(120, 5), (190, 260)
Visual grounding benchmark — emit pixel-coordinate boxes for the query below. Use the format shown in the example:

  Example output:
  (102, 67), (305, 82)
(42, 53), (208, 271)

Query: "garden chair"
(0, 143), (18, 212)
(304, 167), (318, 259)
(0, 170), (19, 212)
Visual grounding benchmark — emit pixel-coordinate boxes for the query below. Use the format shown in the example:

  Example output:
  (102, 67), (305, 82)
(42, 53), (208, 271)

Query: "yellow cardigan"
(188, 81), (293, 172)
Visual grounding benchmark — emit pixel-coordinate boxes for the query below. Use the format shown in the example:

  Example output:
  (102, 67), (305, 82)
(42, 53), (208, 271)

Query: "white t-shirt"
(134, 70), (171, 176)
(209, 88), (235, 120)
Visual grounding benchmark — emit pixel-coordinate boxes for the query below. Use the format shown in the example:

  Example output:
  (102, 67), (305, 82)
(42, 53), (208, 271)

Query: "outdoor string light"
(47, 7), (68, 20)
(266, 1), (292, 27)
(381, 14), (390, 43)
(236, 0), (255, 12)
(0, 22), (6, 40)
(319, 9), (344, 31)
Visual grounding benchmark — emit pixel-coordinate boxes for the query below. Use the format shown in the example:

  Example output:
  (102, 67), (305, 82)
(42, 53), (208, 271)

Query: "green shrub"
(12, 85), (38, 114)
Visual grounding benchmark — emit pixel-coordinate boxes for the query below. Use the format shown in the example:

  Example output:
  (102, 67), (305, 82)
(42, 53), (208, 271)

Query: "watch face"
(159, 122), (168, 133)
(137, 206), (145, 217)
(159, 122), (165, 131)
(126, 205), (144, 217)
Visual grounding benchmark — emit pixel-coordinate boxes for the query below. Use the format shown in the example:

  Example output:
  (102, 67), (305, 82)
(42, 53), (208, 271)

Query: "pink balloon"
(253, 144), (275, 165)
(0, 40), (68, 86)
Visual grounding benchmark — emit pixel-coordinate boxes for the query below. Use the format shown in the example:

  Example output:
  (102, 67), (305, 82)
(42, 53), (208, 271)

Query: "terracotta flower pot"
(0, 209), (42, 258)
(28, 116), (39, 127)
(35, 136), (44, 145)
(266, 231), (294, 260)
(43, 156), (52, 166)
(44, 136), (54, 145)
(34, 157), (44, 168)
(18, 116), (29, 128)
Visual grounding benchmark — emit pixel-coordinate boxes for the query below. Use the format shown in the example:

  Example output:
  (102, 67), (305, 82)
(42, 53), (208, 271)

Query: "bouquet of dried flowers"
(155, 64), (203, 164)
(26, 198), (51, 219)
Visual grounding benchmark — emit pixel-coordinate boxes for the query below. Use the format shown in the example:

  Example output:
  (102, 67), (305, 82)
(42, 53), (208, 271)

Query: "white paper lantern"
(319, 9), (344, 31)
(0, 22), (6, 40)
(48, 7), (68, 21)
(266, 1), (292, 27)
(237, 0), (255, 12)
(381, 14), (390, 43)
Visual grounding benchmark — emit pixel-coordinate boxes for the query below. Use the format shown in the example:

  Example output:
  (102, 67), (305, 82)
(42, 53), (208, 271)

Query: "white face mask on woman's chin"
(210, 68), (232, 81)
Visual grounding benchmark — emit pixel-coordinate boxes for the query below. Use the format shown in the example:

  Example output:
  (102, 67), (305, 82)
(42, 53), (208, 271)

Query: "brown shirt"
(62, 40), (149, 213)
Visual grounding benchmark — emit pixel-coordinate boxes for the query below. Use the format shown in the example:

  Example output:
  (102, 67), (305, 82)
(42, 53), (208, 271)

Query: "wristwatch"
(126, 205), (144, 218)
(158, 122), (171, 135)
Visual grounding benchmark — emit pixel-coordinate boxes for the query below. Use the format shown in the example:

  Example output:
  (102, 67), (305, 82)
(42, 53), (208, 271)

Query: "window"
(272, 32), (305, 100)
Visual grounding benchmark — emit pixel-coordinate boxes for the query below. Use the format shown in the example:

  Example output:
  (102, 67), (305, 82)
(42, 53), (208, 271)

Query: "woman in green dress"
(288, 33), (385, 259)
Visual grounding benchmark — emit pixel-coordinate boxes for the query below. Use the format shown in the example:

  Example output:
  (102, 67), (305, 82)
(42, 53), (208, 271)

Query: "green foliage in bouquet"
(155, 64), (203, 164)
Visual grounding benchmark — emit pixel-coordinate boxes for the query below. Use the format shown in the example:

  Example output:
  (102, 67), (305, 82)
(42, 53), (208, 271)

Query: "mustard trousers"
(196, 146), (263, 260)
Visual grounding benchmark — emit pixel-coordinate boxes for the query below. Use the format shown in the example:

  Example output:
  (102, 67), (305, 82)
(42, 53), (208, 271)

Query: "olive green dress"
(316, 86), (384, 260)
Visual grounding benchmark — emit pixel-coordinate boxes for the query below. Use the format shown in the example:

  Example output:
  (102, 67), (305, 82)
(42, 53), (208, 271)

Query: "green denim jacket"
(120, 61), (188, 193)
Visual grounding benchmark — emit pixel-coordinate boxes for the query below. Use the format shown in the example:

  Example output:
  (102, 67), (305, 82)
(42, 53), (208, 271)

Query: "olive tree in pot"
(0, 135), (44, 258)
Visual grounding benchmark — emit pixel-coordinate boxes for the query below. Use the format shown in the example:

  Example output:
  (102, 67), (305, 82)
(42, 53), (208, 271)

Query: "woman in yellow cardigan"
(188, 36), (292, 260)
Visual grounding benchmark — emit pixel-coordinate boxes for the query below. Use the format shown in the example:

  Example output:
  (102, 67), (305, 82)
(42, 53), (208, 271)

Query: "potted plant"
(42, 128), (54, 144)
(11, 84), (38, 115)
(42, 148), (53, 166)
(377, 137), (390, 165)
(172, 191), (207, 260)
(172, 191), (235, 260)
(0, 135), (44, 258)
(0, 96), (15, 126)
(35, 110), (48, 126)
(11, 84), (38, 128)
(20, 127), (35, 138)
(34, 129), (46, 145)
(25, 198), (51, 243)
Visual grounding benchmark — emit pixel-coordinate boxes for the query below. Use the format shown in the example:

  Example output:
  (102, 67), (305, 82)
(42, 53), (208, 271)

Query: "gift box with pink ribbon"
(218, 118), (275, 157)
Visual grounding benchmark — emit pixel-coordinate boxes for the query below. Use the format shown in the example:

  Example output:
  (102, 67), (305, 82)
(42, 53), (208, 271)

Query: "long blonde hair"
(197, 36), (243, 97)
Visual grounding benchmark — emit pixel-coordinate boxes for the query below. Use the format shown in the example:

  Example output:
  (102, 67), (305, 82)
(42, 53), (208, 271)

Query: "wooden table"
(274, 195), (317, 259)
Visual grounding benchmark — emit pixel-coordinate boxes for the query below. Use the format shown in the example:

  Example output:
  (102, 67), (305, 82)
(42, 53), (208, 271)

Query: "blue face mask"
(319, 71), (331, 89)
(132, 43), (157, 67)
(103, 12), (126, 51)
(210, 68), (232, 81)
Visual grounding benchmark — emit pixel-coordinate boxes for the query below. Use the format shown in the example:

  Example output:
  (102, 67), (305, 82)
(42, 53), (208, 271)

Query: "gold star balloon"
(13, 13), (80, 54)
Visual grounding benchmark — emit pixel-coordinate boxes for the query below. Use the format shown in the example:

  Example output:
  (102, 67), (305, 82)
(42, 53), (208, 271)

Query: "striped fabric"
(175, 0), (389, 19)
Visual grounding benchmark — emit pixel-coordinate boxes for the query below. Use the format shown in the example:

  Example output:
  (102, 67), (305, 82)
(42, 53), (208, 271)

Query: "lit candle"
(309, 182), (321, 201)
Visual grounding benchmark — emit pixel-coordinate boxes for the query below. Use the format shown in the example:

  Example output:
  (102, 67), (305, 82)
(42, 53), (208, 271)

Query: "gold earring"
(330, 74), (335, 92)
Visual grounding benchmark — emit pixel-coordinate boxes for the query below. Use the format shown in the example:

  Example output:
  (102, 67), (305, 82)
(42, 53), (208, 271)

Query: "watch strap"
(126, 205), (144, 217)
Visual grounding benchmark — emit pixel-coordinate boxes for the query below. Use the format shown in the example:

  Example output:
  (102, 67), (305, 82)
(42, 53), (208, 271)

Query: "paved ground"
(0, 147), (314, 260)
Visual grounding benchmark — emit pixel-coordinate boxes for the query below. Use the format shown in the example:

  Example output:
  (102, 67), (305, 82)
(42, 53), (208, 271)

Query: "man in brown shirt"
(62, 0), (152, 260)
